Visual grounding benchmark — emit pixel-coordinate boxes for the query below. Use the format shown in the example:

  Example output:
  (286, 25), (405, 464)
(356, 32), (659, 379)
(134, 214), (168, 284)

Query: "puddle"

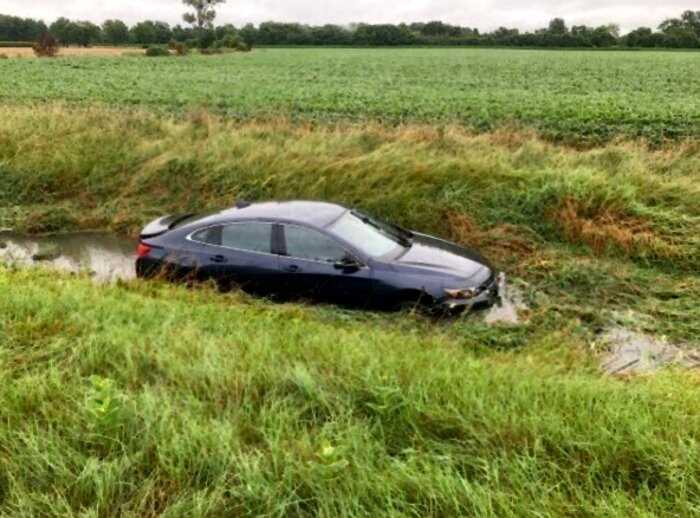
(600, 327), (700, 375)
(0, 231), (136, 283)
(483, 276), (528, 325)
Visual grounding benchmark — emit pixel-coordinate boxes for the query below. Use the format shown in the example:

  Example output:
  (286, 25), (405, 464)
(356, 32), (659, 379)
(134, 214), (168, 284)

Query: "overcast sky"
(2, 1), (697, 33)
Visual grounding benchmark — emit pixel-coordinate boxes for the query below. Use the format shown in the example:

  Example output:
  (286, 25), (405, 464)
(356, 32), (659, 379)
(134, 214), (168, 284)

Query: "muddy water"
(600, 327), (700, 375)
(0, 231), (136, 283)
(483, 275), (525, 325)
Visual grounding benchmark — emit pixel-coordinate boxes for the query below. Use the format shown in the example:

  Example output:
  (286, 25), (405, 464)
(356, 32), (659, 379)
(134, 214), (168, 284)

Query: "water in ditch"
(0, 231), (136, 283)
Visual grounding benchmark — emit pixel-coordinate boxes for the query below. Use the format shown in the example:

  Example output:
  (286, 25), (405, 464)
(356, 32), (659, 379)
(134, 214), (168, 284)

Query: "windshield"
(329, 212), (408, 258)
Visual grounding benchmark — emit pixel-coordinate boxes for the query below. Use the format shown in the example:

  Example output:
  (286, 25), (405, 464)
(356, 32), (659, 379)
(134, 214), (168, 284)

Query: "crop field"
(1, 48), (700, 142)
(1, 47), (700, 515)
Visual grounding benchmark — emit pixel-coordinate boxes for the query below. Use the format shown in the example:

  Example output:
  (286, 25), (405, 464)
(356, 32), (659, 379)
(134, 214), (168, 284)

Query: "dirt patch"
(600, 327), (700, 375)
(2, 46), (142, 58)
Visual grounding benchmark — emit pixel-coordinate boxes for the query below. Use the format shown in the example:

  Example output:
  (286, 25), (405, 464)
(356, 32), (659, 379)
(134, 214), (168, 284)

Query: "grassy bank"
(1, 266), (699, 516)
(1, 105), (698, 264)
(2, 48), (700, 142)
(1, 104), (699, 343)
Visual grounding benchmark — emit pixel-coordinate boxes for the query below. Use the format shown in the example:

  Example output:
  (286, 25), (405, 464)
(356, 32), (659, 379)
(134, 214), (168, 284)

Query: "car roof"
(196, 201), (348, 229)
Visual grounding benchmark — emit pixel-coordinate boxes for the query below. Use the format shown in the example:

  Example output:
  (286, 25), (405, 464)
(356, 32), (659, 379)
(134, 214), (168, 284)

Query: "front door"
(277, 224), (375, 306)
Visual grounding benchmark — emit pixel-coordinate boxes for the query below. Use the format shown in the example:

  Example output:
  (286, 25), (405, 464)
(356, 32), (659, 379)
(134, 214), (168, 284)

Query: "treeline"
(1, 11), (700, 49)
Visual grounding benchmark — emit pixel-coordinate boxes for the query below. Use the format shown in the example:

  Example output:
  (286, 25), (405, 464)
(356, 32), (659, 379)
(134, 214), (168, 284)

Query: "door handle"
(285, 264), (300, 273)
(210, 255), (227, 264)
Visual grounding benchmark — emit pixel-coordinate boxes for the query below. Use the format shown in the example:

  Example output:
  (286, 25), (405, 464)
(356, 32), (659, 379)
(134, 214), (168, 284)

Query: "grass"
(1, 48), (700, 142)
(2, 266), (700, 516)
(1, 105), (698, 266)
(1, 104), (699, 346)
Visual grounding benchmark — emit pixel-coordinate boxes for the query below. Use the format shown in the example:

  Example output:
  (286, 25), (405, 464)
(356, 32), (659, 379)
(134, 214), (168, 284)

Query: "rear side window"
(284, 225), (347, 263)
(221, 223), (273, 253)
(191, 226), (222, 245)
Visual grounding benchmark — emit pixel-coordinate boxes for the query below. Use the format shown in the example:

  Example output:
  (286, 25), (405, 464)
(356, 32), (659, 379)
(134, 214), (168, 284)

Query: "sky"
(2, 1), (697, 33)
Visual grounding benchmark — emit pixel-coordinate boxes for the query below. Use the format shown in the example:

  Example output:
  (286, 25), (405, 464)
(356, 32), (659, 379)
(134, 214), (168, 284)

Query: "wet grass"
(1, 266), (700, 516)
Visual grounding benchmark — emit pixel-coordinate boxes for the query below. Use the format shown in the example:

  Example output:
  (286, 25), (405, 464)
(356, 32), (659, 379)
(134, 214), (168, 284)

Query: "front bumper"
(439, 272), (505, 311)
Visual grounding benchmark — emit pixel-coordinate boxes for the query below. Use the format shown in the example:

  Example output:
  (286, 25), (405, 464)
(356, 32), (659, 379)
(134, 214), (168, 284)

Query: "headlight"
(444, 287), (479, 299)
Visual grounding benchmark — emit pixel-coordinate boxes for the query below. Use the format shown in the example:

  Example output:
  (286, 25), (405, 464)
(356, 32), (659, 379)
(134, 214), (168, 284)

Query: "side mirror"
(334, 256), (362, 273)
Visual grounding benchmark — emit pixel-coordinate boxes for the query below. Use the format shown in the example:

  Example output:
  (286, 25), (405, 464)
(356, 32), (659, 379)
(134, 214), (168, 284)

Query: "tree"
(659, 13), (700, 47)
(49, 17), (73, 44)
(624, 27), (656, 47)
(681, 10), (700, 36)
(48, 18), (101, 46)
(238, 23), (258, 45)
(102, 19), (129, 45)
(353, 24), (416, 46)
(0, 15), (47, 41)
(182, 0), (226, 33)
(547, 18), (568, 35)
(591, 25), (618, 47)
(153, 21), (173, 44)
(73, 21), (101, 46)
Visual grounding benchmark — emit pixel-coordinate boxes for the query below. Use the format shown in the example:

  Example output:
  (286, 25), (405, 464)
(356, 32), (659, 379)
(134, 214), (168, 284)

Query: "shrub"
(32, 33), (59, 58)
(198, 30), (217, 49)
(168, 40), (189, 56)
(219, 34), (240, 49)
(185, 38), (199, 49)
(236, 41), (252, 52)
(0, 54), (7, 59)
(145, 46), (170, 57)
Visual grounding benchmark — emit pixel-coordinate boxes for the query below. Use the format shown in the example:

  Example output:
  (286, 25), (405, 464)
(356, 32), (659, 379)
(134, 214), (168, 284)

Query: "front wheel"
(392, 292), (434, 314)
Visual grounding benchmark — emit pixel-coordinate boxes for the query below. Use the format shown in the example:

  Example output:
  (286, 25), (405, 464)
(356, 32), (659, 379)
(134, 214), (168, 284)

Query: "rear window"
(191, 226), (221, 245)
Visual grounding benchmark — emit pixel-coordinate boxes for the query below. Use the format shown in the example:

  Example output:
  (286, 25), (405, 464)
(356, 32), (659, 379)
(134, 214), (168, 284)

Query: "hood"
(392, 233), (492, 284)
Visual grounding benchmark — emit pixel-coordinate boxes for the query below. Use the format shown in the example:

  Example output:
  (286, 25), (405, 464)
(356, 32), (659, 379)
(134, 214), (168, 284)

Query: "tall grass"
(0, 105), (698, 269)
(1, 267), (700, 516)
(1, 105), (699, 344)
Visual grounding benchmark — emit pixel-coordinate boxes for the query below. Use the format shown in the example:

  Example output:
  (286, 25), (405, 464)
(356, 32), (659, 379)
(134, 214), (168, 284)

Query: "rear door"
(277, 224), (375, 305)
(189, 222), (279, 293)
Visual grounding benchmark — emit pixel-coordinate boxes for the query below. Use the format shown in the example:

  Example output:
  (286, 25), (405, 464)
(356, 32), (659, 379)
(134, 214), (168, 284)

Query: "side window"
(284, 225), (347, 263)
(221, 223), (273, 253)
(191, 226), (222, 246)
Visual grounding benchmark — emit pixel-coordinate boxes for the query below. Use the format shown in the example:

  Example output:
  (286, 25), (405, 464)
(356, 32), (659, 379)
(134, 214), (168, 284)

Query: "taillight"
(137, 242), (152, 258)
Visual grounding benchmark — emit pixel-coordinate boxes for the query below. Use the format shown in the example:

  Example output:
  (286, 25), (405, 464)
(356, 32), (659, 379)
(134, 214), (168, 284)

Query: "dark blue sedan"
(136, 201), (502, 313)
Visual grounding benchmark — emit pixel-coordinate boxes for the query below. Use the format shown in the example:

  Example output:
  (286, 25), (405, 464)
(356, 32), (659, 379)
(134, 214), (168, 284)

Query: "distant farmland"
(1, 47), (700, 142)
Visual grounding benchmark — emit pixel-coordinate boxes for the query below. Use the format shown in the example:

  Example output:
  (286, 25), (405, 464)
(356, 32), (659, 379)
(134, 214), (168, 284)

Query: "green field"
(2, 47), (700, 515)
(2, 48), (700, 142)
